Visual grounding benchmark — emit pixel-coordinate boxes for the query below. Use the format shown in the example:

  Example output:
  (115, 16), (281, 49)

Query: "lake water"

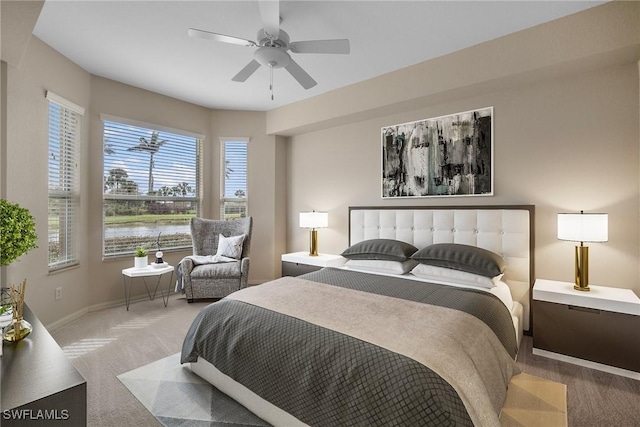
(104, 224), (190, 238)
(50, 224), (190, 242)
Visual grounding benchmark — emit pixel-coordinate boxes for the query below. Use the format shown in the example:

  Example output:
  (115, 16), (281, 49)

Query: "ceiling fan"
(188, 0), (350, 98)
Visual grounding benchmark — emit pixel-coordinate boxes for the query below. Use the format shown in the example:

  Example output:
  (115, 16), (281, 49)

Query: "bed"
(181, 205), (535, 426)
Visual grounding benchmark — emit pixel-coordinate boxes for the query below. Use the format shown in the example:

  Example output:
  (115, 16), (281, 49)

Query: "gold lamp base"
(573, 244), (590, 292)
(309, 229), (319, 256)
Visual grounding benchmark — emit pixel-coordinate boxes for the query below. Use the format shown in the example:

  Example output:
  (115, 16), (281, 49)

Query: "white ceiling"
(33, 1), (606, 112)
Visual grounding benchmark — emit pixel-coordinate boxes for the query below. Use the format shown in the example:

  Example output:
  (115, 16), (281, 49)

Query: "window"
(220, 139), (248, 220)
(102, 116), (202, 257)
(47, 91), (83, 270)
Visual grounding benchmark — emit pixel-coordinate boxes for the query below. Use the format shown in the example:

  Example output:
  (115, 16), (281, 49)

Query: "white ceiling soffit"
(33, 1), (606, 112)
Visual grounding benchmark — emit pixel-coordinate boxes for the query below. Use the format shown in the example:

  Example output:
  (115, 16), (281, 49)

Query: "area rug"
(118, 352), (269, 427)
(500, 372), (568, 427)
(120, 354), (567, 427)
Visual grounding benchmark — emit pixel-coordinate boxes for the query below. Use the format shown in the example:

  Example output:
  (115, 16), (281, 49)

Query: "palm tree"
(225, 160), (233, 179)
(157, 186), (173, 197)
(119, 179), (138, 194)
(127, 132), (167, 193)
(174, 182), (193, 197)
(104, 141), (116, 155)
(105, 168), (129, 192)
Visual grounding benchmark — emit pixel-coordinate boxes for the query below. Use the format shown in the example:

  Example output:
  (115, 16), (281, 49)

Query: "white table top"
(534, 279), (640, 316)
(281, 252), (346, 268)
(122, 263), (174, 277)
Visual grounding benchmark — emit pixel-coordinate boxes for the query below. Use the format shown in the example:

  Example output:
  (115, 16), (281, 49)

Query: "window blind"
(102, 119), (201, 257)
(47, 91), (83, 270)
(220, 139), (248, 219)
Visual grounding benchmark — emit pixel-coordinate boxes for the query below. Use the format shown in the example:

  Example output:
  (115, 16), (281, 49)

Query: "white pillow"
(215, 234), (245, 260)
(488, 279), (515, 312)
(410, 264), (502, 289)
(344, 259), (417, 275)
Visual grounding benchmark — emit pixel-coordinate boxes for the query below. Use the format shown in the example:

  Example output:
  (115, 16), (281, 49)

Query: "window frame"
(101, 114), (204, 258)
(47, 91), (84, 271)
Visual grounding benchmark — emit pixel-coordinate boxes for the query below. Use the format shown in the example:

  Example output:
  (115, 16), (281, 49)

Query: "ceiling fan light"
(254, 47), (291, 69)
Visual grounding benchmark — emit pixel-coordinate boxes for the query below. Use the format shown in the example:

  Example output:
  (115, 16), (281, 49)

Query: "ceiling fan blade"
(290, 39), (350, 54)
(285, 59), (317, 89)
(188, 28), (256, 47)
(258, 0), (280, 39)
(232, 60), (261, 82)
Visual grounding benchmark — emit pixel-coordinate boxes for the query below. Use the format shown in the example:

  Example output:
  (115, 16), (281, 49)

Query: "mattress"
(182, 267), (520, 426)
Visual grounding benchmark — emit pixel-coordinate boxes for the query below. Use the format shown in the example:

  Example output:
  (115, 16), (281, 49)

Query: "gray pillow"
(411, 243), (506, 278)
(341, 239), (418, 261)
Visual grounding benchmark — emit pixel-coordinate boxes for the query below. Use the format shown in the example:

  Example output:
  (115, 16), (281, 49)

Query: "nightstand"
(281, 252), (346, 277)
(533, 278), (640, 378)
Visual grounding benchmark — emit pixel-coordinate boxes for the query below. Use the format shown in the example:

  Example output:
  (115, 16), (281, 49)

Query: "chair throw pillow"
(215, 234), (245, 260)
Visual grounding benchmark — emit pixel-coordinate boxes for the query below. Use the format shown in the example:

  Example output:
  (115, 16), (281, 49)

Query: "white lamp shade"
(299, 211), (328, 229)
(557, 213), (608, 242)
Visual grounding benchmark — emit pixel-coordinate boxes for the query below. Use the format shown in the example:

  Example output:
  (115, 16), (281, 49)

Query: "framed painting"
(381, 107), (493, 198)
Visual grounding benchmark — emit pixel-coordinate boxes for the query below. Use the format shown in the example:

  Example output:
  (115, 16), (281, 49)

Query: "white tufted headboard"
(349, 205), (535, 332)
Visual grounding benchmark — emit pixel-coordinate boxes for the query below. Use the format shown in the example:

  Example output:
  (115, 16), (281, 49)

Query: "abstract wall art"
(382, 107), (493, 198)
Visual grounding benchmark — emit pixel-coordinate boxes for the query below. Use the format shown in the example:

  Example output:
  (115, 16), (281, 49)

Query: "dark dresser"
(2, 304), (87, 426)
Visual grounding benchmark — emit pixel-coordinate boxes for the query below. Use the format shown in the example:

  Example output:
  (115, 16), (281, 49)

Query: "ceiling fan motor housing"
(257, 28), (290, 48)
(254, 46), (291, 68)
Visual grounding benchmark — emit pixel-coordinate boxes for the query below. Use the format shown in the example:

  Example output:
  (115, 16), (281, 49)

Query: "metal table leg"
(123, 274), (131, 311)
(160, 271), (174, 307)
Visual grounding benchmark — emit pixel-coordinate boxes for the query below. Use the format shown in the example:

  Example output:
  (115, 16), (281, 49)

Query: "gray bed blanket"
(181, 268), (518, 426)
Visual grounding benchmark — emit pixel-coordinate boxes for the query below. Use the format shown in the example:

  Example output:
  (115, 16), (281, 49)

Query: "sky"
(102, 121), (247, 198)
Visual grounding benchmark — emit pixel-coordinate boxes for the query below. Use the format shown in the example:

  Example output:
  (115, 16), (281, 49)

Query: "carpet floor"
(50, 293), (640, 427)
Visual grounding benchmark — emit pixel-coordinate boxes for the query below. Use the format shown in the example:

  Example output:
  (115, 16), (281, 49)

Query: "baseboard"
(45, 306), (89, 333)
(46, 293), (165, 332)
(47, 281), (268, 332)
(532, 347), (640, 380)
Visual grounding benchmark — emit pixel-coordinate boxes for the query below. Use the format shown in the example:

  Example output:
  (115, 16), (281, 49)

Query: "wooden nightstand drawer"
(282, 261), (322, 277)
(281, 252), (346, 277)
(533, 299), (640, 372)
(533, 279), (640, 375)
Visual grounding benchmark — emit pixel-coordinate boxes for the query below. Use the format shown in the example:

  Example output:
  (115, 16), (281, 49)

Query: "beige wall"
(5, 37), (91, 325)
(281, 2), (640, 294)
(285, 64), (640, 292)
(210, 110), (286, 282)
(4, 37), (280, 325)
(86, 76), (213, 308)
(3, 1), (639, 327)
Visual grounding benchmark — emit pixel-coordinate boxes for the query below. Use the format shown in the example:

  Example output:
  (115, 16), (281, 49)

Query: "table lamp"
(557, 211), (608, 291)
(299, 211), (328, 256)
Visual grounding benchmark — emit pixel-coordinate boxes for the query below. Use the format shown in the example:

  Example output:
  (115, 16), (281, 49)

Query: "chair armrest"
(240, 257), (250, 289)
(240, 257), (250, 274)
(180, 257), (196, 275)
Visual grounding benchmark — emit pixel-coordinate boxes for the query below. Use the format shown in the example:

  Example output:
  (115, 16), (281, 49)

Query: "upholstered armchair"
(181, 216), (252, 302)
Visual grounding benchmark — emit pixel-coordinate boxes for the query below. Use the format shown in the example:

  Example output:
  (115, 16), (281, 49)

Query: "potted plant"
(134, 247), (148, 269)
(0, 199), (38, 342)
